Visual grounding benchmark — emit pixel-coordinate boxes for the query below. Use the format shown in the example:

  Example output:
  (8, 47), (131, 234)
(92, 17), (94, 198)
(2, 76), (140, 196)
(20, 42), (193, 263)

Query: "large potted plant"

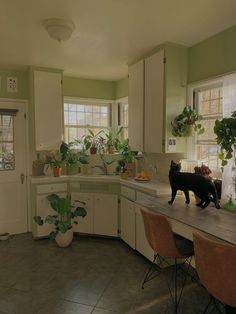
(214, 111), (236, 167)
(171, 105), (204, 137)
(34, 193), (87, 247)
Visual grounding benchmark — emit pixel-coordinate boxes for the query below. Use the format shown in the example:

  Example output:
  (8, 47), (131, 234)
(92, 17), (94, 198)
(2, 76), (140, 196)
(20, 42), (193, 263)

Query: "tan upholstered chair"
(193, 232), (236, 314)
(141, 208), (194, 314)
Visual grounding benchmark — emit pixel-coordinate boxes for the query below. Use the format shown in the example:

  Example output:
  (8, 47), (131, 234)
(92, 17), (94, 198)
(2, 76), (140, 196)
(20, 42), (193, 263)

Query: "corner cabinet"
(128, 44), (187, 153)
(29, 68), (63, 151)
(128, 60), (144, 151)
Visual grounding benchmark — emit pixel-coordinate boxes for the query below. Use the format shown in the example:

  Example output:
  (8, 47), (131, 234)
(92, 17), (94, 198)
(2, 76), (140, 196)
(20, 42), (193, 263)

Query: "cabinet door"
(34, 71), (63, 151)
(71, 192), (94, 234)
(135, 204), (154, 262)
(93, 194), (118, 236)
(120, 197), (135, 249)
(144, 50), (164, 153)
(128, 60), (144, 151)
(36, 192), (66, 237)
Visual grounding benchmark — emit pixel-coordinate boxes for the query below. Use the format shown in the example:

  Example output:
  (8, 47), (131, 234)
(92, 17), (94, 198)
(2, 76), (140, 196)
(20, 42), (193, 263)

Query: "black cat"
(168, 161), (220, 209)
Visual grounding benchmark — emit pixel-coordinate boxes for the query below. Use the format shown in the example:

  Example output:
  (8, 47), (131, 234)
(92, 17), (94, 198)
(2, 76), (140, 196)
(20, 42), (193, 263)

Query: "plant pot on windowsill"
(53, 167), (62, 177)
(67, 164), (79, 175)
(90, 147), (97, 155)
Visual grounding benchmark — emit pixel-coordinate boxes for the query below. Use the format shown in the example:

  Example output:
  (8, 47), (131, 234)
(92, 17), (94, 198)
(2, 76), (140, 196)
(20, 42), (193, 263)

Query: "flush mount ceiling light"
(43, 18), (75, 42)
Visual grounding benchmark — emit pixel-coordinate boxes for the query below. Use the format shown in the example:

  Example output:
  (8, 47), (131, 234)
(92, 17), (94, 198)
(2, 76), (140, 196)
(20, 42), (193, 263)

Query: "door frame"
(0, 98), (30, 231)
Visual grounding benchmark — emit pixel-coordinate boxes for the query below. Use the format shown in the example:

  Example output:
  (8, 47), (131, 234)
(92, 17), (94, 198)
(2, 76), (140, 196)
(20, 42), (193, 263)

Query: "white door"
(0, 101), (28, 234)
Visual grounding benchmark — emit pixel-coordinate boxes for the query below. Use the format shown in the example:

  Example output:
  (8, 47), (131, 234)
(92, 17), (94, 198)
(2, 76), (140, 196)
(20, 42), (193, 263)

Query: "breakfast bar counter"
(136, 195), (236, 246)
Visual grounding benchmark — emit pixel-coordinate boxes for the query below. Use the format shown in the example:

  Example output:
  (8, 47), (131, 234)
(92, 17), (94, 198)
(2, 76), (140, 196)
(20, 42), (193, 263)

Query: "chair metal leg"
(174, 258), (178, 314)
(141, 254), (161, 289)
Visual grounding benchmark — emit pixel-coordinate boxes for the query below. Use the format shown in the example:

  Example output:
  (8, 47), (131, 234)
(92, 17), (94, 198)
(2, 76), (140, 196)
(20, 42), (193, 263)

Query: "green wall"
(63, 76), (116, 100)
(0, 69), (28, 99)
(115, 77), (128, 99)
(188, 25), (236, 83)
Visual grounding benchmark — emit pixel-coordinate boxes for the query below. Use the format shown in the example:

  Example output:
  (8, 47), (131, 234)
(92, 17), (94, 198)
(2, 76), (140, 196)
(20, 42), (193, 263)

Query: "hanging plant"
(214, 111), (236, 167)
(171, 106), (204, 137)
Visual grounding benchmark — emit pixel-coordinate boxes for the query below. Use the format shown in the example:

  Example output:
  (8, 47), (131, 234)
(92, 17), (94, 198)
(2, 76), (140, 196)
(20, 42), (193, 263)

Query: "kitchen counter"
(30, 175), (170, 196)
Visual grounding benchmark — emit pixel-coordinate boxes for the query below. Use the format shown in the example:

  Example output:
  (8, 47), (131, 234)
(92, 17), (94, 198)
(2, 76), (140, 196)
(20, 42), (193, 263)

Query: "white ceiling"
(1, 0), (236, 80)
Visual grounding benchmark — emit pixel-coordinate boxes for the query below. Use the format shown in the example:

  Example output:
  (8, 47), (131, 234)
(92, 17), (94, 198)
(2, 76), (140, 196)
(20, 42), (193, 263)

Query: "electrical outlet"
(7, 77), (18, 93)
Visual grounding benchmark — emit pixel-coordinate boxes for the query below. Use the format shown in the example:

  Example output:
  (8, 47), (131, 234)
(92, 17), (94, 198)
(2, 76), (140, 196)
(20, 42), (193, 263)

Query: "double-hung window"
(117, 99), (128, 139)
(192, 83), (223, 177)
(64, 99), (112, 143)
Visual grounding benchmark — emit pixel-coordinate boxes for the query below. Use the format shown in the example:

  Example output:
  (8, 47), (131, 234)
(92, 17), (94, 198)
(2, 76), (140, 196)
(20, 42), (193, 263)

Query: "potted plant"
(47, 151), (63, 177)
(214, 111), (236, 167)
(34, 193), (87, 247)
(60, 142), (79, 175)
(102, 127), (123, 154)
(81, 129), (105, 155)
(171, 105), (204, 137)
(117, 139), (137, 177)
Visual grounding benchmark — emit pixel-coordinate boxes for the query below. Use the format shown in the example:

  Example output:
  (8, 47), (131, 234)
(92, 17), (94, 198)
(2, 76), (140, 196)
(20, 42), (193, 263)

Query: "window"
(0, 113), (15, 171)
(193, 84), (223, 176)
(64, 101), (111, 143)
(118, 101), (128, 139)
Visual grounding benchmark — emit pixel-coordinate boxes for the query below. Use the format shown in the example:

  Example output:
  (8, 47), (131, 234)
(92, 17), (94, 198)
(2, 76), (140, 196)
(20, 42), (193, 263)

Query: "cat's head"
(170, 160), (181, 172)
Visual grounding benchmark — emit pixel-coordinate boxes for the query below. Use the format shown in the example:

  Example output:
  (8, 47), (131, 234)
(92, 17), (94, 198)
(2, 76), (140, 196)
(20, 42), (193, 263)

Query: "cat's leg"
(168, 189), (177, 204)
(196, 199), (203, 207)
(183, 191), (190, 204)
(201, 200), (210, 208)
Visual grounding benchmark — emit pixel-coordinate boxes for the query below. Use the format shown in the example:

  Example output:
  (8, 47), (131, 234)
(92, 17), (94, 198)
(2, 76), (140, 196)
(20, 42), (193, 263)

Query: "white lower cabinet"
(94, 194), (118, 236)
(71, 192), (94, 234)
(71, 192), (118, 237)
(120, 196), (136, 249)
(135, 204), (154, 262)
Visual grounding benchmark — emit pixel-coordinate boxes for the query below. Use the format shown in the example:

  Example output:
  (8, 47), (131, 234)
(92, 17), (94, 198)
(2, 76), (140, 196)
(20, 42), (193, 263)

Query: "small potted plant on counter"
(34, 193), (87, 247)
(171, 105), (204, 137)
(117, 138), (137, 177)
(47, 151), (63, 177)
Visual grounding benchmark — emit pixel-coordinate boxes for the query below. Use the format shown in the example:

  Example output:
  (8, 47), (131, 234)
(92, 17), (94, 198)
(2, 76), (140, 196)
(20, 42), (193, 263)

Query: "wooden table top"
(136, 195), (236, 246)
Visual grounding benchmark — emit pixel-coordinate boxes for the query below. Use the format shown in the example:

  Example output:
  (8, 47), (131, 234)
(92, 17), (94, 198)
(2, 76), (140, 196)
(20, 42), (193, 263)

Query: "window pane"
(198, 119), (217, 142)
(0, 114), (15, 171)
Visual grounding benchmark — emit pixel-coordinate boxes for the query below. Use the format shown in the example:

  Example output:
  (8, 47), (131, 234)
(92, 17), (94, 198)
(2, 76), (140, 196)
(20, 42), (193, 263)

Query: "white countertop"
(30, 175), (170, 196)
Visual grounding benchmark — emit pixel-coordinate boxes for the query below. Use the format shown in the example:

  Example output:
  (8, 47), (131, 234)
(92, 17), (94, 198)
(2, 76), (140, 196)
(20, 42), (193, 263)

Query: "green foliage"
(102, 127), (123, 153)
(117, 138), (136, 164)
(171, 106), (204, 137)
(80, 129), (105, 153)
(214, 111), (236, 167)
(33, 193), (87, 238)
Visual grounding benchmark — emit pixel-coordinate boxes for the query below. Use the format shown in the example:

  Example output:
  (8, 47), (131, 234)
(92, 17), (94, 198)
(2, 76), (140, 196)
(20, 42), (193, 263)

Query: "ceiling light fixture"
(42, 18), (75, 42)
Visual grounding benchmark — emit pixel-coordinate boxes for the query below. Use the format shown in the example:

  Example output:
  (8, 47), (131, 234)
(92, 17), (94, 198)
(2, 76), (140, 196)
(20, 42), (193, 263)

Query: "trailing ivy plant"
(171, 106), (204, 137)
(214, 111), (236, 167)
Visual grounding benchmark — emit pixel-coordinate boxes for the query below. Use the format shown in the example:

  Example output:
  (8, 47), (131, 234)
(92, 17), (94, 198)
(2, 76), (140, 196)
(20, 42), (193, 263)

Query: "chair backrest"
(193, 232), (236, 307)
(141, 208), (182, 258)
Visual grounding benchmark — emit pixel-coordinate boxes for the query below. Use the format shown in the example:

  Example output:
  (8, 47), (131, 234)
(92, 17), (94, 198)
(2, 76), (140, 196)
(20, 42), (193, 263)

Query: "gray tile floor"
(0, 233), (219, 314)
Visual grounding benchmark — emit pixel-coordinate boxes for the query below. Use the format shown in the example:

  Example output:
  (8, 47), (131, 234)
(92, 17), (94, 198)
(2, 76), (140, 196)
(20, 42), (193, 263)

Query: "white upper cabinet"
(144, 50), (164, 153)
(30, 69), (63, 151)
(128, 44), (187, 153)
(128, 60), (144, 151)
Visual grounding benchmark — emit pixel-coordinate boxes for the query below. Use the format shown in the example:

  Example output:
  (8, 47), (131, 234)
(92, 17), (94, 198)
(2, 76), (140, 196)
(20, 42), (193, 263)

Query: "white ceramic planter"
(55, 229), (73, 247)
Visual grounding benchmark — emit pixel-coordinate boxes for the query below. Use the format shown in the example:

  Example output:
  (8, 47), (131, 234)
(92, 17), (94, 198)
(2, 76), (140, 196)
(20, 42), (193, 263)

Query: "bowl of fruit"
(135, 171), (150, 182)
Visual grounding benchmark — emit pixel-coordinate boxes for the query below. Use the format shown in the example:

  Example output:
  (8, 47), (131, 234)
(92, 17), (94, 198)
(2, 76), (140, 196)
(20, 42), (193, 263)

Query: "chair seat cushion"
(174, 234), (194, 257)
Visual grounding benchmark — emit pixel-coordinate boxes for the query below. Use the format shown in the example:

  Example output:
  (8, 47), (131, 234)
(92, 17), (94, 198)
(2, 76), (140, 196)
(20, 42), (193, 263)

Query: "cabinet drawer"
(36, 183), (67, 194)
(121, 186), (136, 201)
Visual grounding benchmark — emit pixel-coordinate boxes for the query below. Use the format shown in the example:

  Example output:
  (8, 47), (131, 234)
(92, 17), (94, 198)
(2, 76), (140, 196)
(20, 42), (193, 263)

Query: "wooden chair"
(193, 232), (236, 314)
(141, 208), (194, 314)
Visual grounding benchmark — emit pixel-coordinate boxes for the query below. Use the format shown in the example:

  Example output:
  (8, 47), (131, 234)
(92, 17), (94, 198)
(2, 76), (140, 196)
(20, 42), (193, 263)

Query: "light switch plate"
(7, 77), (18, 93)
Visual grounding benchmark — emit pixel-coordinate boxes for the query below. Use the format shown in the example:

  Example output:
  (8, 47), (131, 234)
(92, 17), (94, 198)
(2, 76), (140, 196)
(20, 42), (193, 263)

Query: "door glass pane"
(0, 114), (15, 171)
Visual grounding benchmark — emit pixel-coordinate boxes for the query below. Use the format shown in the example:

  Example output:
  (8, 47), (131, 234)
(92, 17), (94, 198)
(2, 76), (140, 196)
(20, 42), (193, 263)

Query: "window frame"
(63, 97), (113, 143)
(187, 78), (223, 176)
